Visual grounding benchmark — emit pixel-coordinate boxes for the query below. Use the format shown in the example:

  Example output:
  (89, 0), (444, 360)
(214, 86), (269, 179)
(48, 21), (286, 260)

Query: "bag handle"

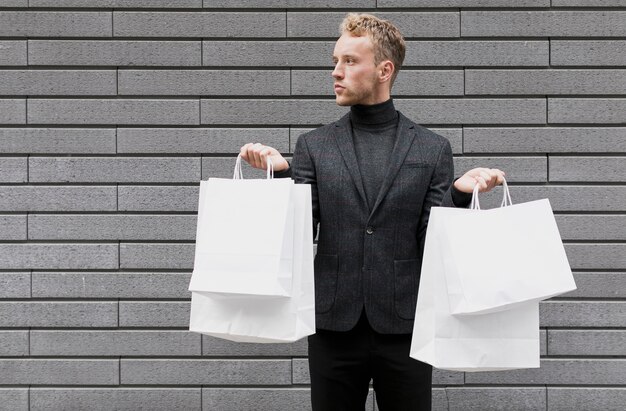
(233, 154), (274, 180)
(470, 177), (512, 210)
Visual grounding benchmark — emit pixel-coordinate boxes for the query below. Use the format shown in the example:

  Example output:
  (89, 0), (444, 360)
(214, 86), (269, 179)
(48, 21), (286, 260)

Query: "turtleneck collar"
(350, 98), (398, 127)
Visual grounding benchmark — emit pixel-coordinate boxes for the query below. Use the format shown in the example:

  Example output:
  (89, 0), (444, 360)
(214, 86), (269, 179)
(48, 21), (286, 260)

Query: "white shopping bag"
(441, 181), (576, 315)
(189, 183), (315, 343)
(410, 206), (540, 372)
(189, 156), (296, 297)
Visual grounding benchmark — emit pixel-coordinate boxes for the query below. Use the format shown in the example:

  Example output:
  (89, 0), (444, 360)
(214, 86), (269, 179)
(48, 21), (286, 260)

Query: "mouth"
(334, 84), (345, 92)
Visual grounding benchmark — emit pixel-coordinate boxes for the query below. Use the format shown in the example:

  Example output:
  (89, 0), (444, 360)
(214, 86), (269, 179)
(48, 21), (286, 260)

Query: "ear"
(379, 60), (395, 83)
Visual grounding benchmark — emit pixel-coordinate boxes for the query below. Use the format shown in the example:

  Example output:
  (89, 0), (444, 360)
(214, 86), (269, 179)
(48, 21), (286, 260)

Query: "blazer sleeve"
(417, 140), (454, 251)
(276, 135), (320, 240)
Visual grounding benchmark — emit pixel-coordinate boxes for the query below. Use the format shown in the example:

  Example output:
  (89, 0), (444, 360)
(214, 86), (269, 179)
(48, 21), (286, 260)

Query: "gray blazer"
(285, 111), (456, 334)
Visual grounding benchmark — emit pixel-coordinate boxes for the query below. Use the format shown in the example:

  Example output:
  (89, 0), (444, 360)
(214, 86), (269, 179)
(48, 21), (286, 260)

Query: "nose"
(332, 62), (343, 79)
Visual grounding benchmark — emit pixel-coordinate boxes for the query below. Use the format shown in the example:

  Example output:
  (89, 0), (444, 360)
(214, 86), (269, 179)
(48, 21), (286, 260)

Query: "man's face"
(332, 33), (382, 106)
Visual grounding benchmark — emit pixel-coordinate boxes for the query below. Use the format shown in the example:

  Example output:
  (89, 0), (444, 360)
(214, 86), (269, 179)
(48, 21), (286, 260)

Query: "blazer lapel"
(369, 113), (417, 219)
(332, 113), (368, 206)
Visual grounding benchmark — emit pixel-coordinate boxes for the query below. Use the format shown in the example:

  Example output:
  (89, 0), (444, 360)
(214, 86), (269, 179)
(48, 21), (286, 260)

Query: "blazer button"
(366, 226), (374, 235)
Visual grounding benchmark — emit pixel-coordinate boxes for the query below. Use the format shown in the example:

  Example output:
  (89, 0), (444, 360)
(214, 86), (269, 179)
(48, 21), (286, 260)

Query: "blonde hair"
(340, 13), (406, 86)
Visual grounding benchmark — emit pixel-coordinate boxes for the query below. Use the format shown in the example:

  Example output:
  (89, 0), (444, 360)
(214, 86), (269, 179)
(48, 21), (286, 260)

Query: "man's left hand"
(454, 168), (506, 193)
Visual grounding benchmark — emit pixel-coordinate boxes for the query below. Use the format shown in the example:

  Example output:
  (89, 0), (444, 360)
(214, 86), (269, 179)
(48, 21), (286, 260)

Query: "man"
(241, 14), (504, 411)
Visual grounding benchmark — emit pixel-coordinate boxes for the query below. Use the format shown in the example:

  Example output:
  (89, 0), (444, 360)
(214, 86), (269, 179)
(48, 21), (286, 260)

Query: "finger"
(251, 143), (264, 168)
(475, 176), (488, 192)
(240, 143), (254, 161)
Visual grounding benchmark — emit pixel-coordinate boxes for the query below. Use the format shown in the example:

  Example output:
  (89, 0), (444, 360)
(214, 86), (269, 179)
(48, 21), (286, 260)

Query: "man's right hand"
(239, 143), (289, 172)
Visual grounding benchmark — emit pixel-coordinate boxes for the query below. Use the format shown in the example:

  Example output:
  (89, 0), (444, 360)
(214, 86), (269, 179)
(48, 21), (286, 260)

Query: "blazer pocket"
(402, 161), (431, 169)
(313, 254), (338, 314)
(394, 258), (421, 320)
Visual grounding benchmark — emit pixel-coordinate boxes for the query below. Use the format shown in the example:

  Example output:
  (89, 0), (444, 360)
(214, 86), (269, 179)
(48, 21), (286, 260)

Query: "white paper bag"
(441, 182), (576, 315)
(189, 183), (315, 343)
(189, 156), (296, 297)
(410, 206), (540, 372)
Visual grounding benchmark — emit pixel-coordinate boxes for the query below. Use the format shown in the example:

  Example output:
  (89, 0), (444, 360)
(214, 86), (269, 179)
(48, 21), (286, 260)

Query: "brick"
(442, 388), (546, 411)
(0, 128), (116, 154)
(31, 388), (200, 411)
(548, 330), (626, 356)
(0, 302), (117, 327)
(466, 69), (626, 95)
(555, 215), (626, 241)
(541, 301), (626, 328)
(0, 12), (111, 37)
(118, 128), (289, 153)
(202, 99), (546, 125)
(287, 12), (459, 38)
(29, 214), (196, 240)
(202, 335), (308, 356)
(0, 100), (25, 124)
(119, 70), (288, 96)
(0, 331), (28, 357)
(464, 127), (626, 153)
(565, 273), (626, 298)
(552, 40), (626, 66)
(29, 157), (200, 183)
(114, 12), (284, 37)
(0, 157), (26, 183)
(204, 41), (548, 67)
(30, 0), (201, 6)
(0, 244), (118, 270)
(0, 70), (116, 96)
(379, 0), (547, 5)
(549, 98), (626, 124)
(32, 272), (191, 299)
(0, 186), (117, 212)
(202, 157), (270, 179)
(0, 41), (27, 65)
(0, 0), (27, 6)
(290, 127), (462, 154)
(31, 388), (201, 411)
(28, 99), (199, 126)
(0, 389), (27, 411)
(565, 244), (626, 270)
(206, 0), (374, 6)
(395, 99), (546, 125)
(0, 215), (25, 240)
(549, 157), (626, 182)
(466, 359), (626, 385)
(477, 185), (626, 212)
(553, 0), (626, 5)
(292, 70), (464, 96)
(28, 40), (201, 66)
(0, 359), (118, 385)
(119, 301), (190, 328)
(454, 157), (547, 182)
(540, 329), (547, 356)
(462, 11), (626, 37)
(31, 331), (200, 356)
(405, 41), (548, 67)
(548, 388), (626, 411)
(292, 359), (463, 386)
(120, 243), (194, 269)
(203, 388), (311, 411)
(118, 185), (198, 212)
(201, 99), (347, 125)
(121, 359), (291, 385)
(0, 273), (29, 298)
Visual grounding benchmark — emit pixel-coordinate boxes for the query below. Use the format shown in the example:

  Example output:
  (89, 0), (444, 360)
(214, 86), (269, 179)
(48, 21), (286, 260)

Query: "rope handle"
(470, 177), (512, 210)
(233, 154), (274, 180)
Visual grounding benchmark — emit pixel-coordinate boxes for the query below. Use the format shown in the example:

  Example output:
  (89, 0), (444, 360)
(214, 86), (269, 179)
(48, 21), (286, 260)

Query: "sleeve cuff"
(451, 178), (473, 208)
(273, 161), (292, 179)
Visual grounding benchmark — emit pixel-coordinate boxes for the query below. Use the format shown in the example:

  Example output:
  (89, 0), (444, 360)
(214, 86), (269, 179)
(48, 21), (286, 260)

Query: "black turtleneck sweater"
(350, 99), (398, 210)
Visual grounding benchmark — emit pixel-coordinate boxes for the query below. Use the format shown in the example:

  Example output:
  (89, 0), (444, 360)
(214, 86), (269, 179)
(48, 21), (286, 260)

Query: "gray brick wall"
(0, 1), (624, 410)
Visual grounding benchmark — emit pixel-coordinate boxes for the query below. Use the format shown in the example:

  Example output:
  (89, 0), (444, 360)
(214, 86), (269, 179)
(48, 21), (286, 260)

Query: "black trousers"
(307, 311), (432, 411)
